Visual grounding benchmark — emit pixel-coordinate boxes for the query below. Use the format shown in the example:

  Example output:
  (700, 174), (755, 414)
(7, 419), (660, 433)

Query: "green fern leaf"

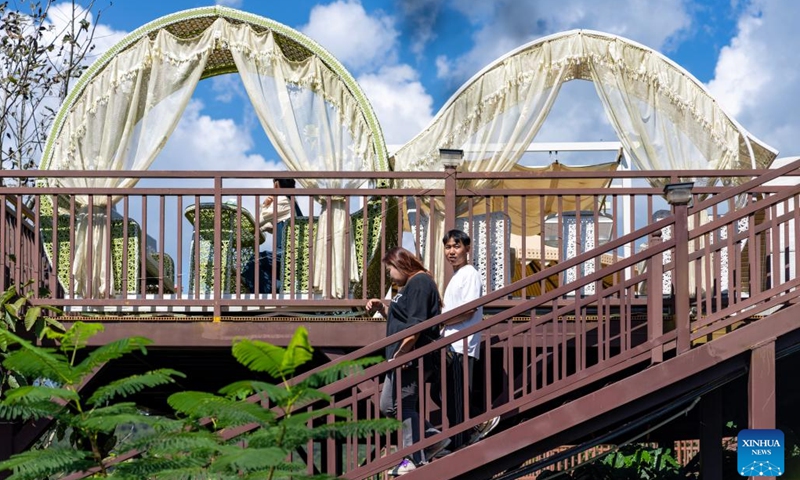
(0, 330), (74, 384)
(50, 321), (104, 351)
(217, 380), (287, 404)
(231, 339), (289, 378)
(232, 327), (313, 378)
(0, 401), (62, 421)
(284, 385), (332, 409)
(87, 368), (185, 406)
(109, 456), (210, 479)
(126, 430), (221, 456)
(283, 326), (314, 375)
(2, 385), (78, 405)
(168, 392), (275, 428)
(302, 356), (383, 388)
(73, 336), (153, 378)
(0, 446), (92, 480)
(209, 446), (287, 474)
(244, 424), (324, 450)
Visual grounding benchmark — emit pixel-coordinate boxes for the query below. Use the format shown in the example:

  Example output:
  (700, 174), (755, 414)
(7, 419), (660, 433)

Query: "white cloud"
(300, 0), (399, 73)
(298, 1), (432, 150)
(357, 65), (435, 147)
(46, 2), (128, 65)
(215, 0), (244, 7)
(439, 0), (692, 85)
(396, 0), (441, 56)
(426, 0), (693, 158)
(155, 99), (281, 173)
(211, 75), (246, 103)
(706, 0), (800, 157)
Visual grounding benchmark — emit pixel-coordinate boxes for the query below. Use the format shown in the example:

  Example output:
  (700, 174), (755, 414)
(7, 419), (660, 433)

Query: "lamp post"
(440, 149), (462, 236)
(543, 210), (614, 295)
(440, 149), (463, 286)
(664, 182), (693, 354)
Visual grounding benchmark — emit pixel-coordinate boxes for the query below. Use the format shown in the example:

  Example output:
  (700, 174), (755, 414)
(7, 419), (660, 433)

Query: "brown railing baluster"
(647, 232), (664, 363)
(674, 200), (691, 354)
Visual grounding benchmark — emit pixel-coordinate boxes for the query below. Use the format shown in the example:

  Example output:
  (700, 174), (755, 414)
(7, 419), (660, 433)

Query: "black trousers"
(430, 350), (475, 450)
(241, 250), (279, 294)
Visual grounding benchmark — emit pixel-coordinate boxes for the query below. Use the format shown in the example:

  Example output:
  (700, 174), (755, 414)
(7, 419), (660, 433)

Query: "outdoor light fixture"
(663, 182), (694, 206)
(439, 148), (464, 167)
(543, 211), (615, 248)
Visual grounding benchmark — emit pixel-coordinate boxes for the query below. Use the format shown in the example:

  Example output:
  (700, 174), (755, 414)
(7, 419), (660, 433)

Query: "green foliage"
(0, 322), (185, 478)
(0, 324), (399, 479)
(0, 447), (93, 480)
(559, 444), (685, 480)
(0, 280), (64, 394)
(87, 369), (185, 406)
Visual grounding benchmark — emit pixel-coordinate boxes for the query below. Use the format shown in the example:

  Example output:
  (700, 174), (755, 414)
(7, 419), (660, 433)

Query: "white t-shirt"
(442, 264), (483, 358)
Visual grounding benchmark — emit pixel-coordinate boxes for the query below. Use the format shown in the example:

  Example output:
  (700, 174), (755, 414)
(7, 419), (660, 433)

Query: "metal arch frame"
(38, 6), (389, 184)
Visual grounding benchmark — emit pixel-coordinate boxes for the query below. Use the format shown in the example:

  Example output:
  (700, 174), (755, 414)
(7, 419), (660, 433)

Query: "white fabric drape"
(583, 34), (738, 188)
(393, 36), (574, 287)
(393, 30), (777, 288)
(230, 27), (376, 298)
(48, 24), (213, 297)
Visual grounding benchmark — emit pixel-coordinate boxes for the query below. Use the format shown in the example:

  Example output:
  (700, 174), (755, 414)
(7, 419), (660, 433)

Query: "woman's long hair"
(382, 247), (427, 279)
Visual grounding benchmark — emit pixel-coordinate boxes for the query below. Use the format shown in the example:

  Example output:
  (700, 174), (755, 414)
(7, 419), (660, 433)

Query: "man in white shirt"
(433, 229), (499, 452)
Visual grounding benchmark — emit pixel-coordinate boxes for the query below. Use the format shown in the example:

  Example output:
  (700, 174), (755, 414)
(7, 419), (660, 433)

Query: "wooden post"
(647, 231), (663, 364)
(674, 202), (691, 354)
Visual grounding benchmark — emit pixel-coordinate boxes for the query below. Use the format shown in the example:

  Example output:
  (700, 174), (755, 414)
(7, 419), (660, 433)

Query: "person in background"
(434, 229), (499, 451)
(243, 178), (301, 293)
(366, 247), (450, 476)
(259, 178), (299, 235)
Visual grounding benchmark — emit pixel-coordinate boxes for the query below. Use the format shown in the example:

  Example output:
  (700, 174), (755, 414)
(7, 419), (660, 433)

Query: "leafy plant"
(0, 323), (399, 479)
(0, 321), (183, 479)
(0, 279), (64, 394)
(0, 1), (108, 186)
(538, 444), (686, 480)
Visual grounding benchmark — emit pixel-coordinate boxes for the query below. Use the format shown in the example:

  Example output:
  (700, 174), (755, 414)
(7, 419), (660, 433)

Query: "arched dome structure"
(393, 29), (778, 287)
(394, 29), (777, 187)
(39, 6), (388, 298)
(41, 6), (388, 174)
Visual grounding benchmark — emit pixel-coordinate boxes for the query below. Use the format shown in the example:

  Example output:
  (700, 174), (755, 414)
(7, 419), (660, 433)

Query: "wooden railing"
(1, 166), (799, 321)
(206, 159), (800, 478)
(18, 159), (800, 479)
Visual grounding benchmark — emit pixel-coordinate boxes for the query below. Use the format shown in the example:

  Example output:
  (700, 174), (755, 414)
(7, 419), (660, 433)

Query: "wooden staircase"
(272, 163), (800, 479)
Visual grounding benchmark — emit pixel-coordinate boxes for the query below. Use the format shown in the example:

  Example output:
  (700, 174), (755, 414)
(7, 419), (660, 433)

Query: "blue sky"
(46, 0), (800, 172)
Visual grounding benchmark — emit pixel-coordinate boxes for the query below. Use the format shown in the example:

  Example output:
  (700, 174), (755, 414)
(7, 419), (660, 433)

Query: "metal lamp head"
(663, 182), (694, 206)
(439, 148), (464, 168)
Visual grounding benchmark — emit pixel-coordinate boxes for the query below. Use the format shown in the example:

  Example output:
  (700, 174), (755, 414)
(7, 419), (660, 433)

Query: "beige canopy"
(466, 160), (620, 237)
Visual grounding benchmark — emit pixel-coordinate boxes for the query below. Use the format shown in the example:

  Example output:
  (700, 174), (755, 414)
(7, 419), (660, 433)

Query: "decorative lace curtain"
(580, 33), (754, 188)
(393, 30), (776, 288)
(229, 26), (376, 298)
(47, 24), (213, 298)
(393, 36), (575, 286)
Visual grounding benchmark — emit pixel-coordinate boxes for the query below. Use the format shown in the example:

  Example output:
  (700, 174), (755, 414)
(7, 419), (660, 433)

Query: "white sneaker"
(469, 416), (500, 444)
(389, 458), (417, 476)
(423, 436), (451, 461)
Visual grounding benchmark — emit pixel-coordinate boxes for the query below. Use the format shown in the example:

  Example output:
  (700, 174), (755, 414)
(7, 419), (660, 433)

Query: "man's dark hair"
(442, 229), (471, 247)
(275, 178), (296, 188)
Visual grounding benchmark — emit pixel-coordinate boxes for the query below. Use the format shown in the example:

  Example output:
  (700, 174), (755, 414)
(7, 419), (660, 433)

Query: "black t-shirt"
(385, 272), (441, 361)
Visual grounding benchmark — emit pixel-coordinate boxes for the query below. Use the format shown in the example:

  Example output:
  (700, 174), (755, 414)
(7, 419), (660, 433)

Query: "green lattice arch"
(39, 6), (389, 175)
(37, 6), (391, 296)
